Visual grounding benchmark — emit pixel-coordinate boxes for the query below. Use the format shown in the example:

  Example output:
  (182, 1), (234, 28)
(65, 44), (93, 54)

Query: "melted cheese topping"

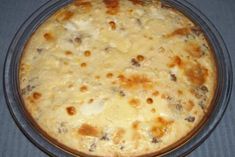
(20, 0), (217, 156)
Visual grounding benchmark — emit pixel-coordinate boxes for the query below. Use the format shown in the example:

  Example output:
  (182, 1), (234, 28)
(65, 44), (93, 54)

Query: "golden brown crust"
(103, 0), (119, 15)
(78, 123), (100, 137)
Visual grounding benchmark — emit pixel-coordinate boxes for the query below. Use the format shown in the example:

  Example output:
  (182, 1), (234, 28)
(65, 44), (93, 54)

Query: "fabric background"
(0, 0), (234, 156)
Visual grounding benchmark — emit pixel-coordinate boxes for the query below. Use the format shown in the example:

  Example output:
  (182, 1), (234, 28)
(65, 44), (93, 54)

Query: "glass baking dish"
(3, 0), (233, 156)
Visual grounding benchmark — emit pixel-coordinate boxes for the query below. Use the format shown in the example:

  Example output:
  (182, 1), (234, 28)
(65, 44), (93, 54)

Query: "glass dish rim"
(3, 0), (233, 156)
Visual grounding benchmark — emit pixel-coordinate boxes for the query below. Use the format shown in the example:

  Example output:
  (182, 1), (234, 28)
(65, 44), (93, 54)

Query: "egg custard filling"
(20, 0), (217, 156)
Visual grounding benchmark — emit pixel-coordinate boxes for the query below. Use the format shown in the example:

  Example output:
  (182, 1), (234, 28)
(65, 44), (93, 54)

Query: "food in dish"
(19, 0), (217, 156)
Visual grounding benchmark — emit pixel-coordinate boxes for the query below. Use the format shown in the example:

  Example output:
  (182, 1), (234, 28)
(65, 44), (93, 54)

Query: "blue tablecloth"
(0, 0), (234, 156)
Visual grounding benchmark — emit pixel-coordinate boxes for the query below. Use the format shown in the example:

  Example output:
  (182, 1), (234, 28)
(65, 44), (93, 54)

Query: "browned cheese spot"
(32, 92), (42, 100)
(88, 98), (94, 103)
(113, 128), (125, 144)
(185, 100), (195, 112)
(132, 121), (140, 130)
(109, 21), (116, 30)
(103, 0), (119, 15)
(128, 0), (144, 5)
(136, 55), (145, 62)
(106, 72), (113, 78)
(185, 42), (202, 58)
(66, 106), (76, 115)
(151, 126), (165, 139)
(43, 33), (54, 41)
(78, 123), (99, 137)
(65, 51), (73, 56)
(166, 26), (203, 38)
(146, 98), (154, 104)
(151, 117), (173, 138)
(84, 50), (91, 57)
(168, 56), (182, 68)
(80, 62), (87, 67)
(26, 96), (35, 104)
(152, 90), (159, 96)
(80, 85), (88, 92)
(60, 10), (74, 21)
(74, 0), (92, 10)
(165, 28), (191, 38)
(177, 90), (183, 95)
(128, 98), (140, 108)
(156, 117), (173, 125)
(118, 74), (153, 90)
(185, 63), (208, 85)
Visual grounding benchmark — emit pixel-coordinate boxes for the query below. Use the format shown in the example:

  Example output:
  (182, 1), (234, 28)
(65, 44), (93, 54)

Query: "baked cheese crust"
(20, 0), (217, 156)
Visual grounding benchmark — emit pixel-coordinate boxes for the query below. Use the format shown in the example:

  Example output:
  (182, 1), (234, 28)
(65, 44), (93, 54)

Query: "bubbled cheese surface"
(20, 0), (217, 156)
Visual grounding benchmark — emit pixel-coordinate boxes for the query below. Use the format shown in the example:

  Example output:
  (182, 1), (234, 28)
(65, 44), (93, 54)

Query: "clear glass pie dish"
(3, 0), (233, 156)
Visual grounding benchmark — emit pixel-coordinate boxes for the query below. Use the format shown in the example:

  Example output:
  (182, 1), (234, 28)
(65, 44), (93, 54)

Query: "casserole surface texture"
(20, 0), (217, 156)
